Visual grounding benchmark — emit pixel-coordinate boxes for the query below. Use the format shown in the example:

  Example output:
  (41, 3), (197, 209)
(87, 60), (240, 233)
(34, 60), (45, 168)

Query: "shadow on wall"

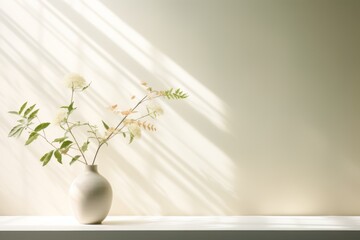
(0, 0), (238, 215)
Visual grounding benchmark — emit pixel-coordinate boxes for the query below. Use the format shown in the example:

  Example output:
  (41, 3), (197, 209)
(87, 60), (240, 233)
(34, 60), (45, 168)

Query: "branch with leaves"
(8, 73), (188, 166)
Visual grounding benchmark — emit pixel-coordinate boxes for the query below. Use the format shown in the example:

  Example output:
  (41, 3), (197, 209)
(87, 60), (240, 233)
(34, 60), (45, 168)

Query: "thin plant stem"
(65, 120), (88, 164)
(86, 123), (101, 144)
(107, 111), (156, 141)
(70, 86), (74, 103)
(91, 95), (148, 165)
(27, 127), (86, 165)
(67, 121), (101, 144)
(65, 88), (89, 165)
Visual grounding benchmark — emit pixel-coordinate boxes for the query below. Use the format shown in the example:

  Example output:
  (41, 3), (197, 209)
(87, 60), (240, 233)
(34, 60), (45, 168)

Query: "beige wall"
(1, 0), (360, 215)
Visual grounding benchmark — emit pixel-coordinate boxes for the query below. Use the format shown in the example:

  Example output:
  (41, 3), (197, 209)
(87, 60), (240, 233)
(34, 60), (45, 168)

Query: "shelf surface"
(1, 216), (360, 231)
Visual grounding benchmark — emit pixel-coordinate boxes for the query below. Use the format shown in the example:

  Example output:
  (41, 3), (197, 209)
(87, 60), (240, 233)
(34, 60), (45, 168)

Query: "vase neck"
(84, 165), (98, 173)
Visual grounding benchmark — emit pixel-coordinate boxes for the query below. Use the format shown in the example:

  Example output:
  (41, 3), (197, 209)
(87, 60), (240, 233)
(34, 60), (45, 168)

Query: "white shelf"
(1, 216), (360, 231)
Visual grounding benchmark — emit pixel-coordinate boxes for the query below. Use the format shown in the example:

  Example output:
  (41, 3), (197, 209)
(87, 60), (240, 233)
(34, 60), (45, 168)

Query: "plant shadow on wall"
(2, 0), (238, 215)
(0, 6), (80, 214)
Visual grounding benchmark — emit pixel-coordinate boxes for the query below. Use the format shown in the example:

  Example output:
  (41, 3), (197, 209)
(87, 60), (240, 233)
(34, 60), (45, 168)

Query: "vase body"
(69, 165), (112, 224)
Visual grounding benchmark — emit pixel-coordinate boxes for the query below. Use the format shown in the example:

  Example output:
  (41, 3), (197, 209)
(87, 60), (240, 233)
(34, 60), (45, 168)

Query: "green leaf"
(163, 88), (188, 100)
(122, 132), (126, 138)
(8, 125), (24, 137)
(81, 141), (90, 152)
(53, 136), (68, 143)
(17, 119), (26, 124)
(70, 155), (80, 165)
(40, 152), (48, 162)
(18, 102), (27, 115)
(34, 122), (50, 132)
(68, 102), (75, 114)
(129, 132), (134, 144)
(25, 132), (39, 145)
(54, 150), (62, 164)
(23, 104), (36, 117)
(60, 140), (73, 149)
(59, 145), (71, 154)
(82, 82), (91, 91)
(8, 111), (19, 115)
(42, 150), (54, 166)
(102, 120), (109, 130)
(61, 102), (76, 114)
(27, 109), (39, 121)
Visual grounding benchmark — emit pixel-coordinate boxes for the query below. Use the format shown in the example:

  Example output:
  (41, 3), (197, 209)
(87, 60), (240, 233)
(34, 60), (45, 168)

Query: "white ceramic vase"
(69, 165), (112, 224)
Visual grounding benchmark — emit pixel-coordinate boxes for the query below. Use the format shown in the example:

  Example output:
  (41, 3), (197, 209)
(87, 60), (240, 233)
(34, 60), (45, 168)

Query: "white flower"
(147, 103), (164, 116)
(64, 73), (87, 89)
(127, 123), (141, 138)
(53, 109), (67, 125)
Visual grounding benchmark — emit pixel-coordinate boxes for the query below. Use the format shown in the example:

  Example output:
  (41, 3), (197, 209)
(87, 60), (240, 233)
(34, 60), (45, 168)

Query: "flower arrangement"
(8, 73), (188, 166)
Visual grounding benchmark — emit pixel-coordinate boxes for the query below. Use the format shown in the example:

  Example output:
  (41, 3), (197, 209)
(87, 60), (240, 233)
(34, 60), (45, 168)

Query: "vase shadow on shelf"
(102, 219), (150, 225)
